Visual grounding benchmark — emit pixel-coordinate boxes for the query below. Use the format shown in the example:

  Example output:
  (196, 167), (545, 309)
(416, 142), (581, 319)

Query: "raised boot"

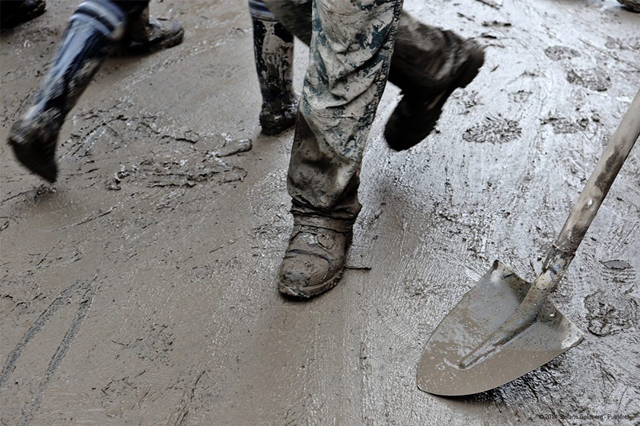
(251, 14), (297, 135)
(7, 0), (128, 182)
(123, 5), (184, 53)
(384, 24), (485, 151)
(278, 221), (352, 299)
(0, 0), (46, 30)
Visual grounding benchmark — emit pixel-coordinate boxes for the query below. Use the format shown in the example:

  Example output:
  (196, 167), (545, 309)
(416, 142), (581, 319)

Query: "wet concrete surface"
(1, 0), (639, 424)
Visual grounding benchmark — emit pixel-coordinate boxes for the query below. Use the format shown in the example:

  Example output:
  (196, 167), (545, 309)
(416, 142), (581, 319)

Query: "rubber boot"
(251, 16), (298, 136)
(0, 0), (46, 30)
(7, 0), (127, 182)
(278, 219), (353, 299)
(123, 5), (184, 53)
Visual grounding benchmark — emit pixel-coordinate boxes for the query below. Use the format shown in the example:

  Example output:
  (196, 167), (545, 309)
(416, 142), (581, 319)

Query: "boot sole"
(385, 46), (485, 151)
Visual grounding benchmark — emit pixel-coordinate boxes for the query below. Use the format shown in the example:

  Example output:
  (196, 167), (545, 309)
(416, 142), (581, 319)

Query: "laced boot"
(278, 221), (353, 299)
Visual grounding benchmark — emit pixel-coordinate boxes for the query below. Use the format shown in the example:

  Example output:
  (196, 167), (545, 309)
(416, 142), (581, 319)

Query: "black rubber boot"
(122, 5), (184, 53)
(251, 16), (298, 136)
(0, 0), (46, 30)
(7, 0), (127, 182)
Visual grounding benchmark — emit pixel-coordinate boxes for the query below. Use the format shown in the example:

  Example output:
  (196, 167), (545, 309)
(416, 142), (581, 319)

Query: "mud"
(1, 0), (639, 425)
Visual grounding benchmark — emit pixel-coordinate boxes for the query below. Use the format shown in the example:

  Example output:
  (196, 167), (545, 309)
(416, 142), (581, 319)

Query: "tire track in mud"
(0, 278), (98, 425)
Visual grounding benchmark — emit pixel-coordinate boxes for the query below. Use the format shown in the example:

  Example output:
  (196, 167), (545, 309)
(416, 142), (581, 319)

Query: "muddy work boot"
(123, 6), (184, 53)
(0, 0), (46, 30)
(278, 222), (352, 299)
(7, 0), (127, 182)
(251, 16), (298, 136)
(384, 32), (485, 151)
(618, 0), (640, 12)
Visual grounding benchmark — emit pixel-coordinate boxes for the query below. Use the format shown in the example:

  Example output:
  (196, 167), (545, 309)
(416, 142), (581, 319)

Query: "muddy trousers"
(265, 0), (469, 226)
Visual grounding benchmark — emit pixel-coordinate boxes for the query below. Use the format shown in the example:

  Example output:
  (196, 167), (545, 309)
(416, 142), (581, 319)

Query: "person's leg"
(248, 0), (297, 135)
(7, 0), (183, 182)
(0, 0), (46, 29)
(278, 0), (404, 298)
(8, 0), (131, 182)
(264, 0), (484, 151)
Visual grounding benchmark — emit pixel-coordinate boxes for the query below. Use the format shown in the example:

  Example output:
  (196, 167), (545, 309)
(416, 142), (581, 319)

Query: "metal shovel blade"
(417, 261), (584, 396)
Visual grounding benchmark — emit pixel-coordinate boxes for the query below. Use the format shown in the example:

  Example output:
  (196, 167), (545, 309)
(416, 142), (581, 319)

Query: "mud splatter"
(462, 116), (522, 144)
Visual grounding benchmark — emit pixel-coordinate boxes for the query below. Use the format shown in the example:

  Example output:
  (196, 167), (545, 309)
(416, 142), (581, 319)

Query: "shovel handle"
(541, 89), (640, 289)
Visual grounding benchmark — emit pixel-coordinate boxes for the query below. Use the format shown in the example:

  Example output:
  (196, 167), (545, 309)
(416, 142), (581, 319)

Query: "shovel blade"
(417, 260), (584, 396)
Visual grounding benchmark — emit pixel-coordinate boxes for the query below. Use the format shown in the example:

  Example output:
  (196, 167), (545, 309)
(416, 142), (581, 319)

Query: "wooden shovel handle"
(543, 89), (640, 280)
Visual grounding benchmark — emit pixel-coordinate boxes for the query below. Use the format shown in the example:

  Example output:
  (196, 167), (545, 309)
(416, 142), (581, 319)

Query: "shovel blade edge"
(417, 260), (584, 396)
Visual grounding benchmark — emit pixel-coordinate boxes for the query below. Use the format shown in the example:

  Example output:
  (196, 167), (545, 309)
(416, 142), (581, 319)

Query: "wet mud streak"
(18, 283), (97, 426)
(462, 116), (522, 144)
(0, 280), (82, 389)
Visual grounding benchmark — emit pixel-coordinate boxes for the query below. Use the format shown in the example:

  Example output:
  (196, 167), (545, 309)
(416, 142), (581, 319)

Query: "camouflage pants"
(266, 0), (404, 228)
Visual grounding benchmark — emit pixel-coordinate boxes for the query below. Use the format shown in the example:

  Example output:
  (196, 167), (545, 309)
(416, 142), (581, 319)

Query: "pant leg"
(287, 0), (403, 226)
(263, 0), (468, 92)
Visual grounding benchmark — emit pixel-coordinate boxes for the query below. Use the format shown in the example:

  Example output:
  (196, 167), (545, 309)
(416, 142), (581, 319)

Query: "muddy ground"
(1, 0), (639, 425)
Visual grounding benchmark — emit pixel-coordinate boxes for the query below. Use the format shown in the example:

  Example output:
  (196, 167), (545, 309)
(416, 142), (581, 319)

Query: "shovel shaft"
(540, 89), (640, 290)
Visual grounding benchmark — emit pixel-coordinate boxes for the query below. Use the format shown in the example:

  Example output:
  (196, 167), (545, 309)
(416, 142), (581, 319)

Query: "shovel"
(417, 89), (640, 396)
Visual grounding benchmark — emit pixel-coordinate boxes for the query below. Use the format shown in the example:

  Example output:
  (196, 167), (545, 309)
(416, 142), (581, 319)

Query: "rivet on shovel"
(417, 89), (640, 396)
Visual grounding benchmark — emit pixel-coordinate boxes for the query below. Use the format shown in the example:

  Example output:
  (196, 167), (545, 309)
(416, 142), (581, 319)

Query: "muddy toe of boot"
(126, 16), (184, 53)
(260, 97), (299, 136)
(1, 0), (46, 30)
(278, 224), (351, 299)
(8, 117), (59, 183)
(384, 40), (485, 151)
(618, 0), (640, 12)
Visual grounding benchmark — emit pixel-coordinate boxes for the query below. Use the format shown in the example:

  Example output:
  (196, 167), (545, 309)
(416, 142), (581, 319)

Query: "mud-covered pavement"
(1, 0), (639, 424)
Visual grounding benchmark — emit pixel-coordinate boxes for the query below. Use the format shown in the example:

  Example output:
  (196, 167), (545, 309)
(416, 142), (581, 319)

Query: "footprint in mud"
(601, 259), (637, 286)
(566, 67), (611, 92)
(508, 90), (532, 104)
(605, 36), (640, 51)
(541, 116), (589, 134)
(462, 116), (522, 144)
(544, 46), (581, 61)
(107, 153), (247, 190)
(106, 138), (252, 190)
(583, 289), (637, 337)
